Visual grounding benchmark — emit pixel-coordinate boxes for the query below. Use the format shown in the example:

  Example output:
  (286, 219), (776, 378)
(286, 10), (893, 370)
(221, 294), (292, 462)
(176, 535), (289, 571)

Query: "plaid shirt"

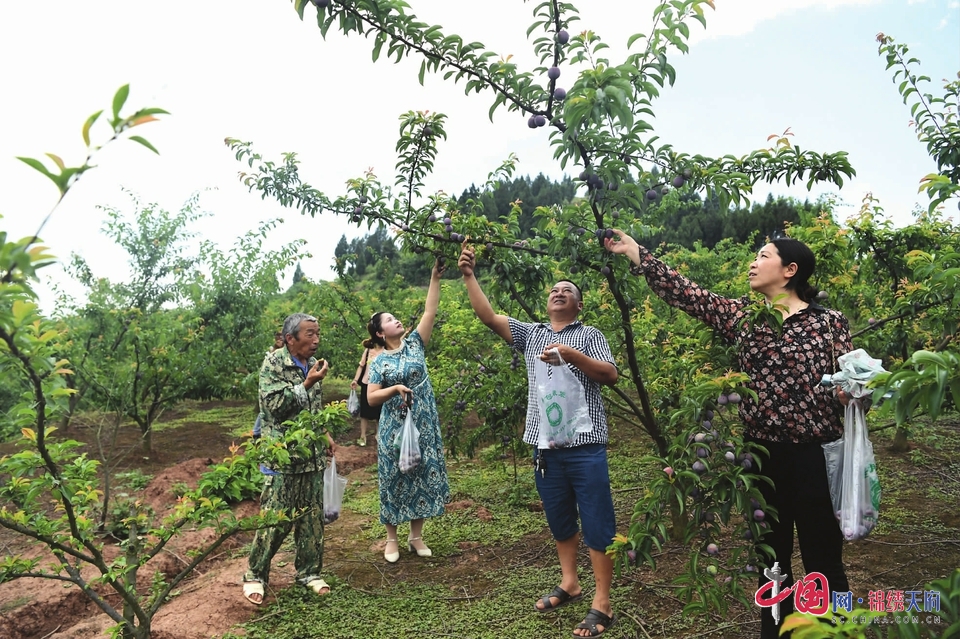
(508, 318), (617, 447)
(633, 245), (852, 444)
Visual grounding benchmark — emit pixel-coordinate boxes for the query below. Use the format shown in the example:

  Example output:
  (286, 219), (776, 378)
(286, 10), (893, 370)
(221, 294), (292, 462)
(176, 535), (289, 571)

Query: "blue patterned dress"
(368, 330), (450, 525)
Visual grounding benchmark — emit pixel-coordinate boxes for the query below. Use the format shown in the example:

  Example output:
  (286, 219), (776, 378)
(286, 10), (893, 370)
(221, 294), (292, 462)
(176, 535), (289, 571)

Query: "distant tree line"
(328, 174), (819, 286)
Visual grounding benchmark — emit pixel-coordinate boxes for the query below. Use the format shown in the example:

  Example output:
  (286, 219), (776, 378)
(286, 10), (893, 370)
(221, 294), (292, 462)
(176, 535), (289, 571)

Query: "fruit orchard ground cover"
(1, 398), (958, 639)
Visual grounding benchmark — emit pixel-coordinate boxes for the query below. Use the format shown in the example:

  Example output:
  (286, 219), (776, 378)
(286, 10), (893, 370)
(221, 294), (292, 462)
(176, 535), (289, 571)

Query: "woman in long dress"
(366, 259), (450, 562)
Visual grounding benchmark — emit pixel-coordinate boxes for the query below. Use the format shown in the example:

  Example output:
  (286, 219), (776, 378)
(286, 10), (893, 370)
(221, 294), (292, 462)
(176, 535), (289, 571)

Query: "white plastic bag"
(821, 349), (884, 541)
(831, 402), (881, 540)
(394, 408), (421, 473)
(322, 456), (348, 524)
(534, 349), (593, 449)
(347, 389), (360, 417)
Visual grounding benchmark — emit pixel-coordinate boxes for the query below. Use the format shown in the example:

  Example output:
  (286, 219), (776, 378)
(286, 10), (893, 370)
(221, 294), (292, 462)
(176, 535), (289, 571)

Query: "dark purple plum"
(646, 189), (658, 201)
(423, 125), (434, 136)
(528, 116), (538, 129)
(534, 115), (546, 127)
(554, 87), (566, 100)
(548, 66), (561, 80)
(312, 0), (331, 7)
(557, 29), (569, 44)
(672, 175), (685, 188)
(728, 392), (742, 404)
(601, 266), (611, 276)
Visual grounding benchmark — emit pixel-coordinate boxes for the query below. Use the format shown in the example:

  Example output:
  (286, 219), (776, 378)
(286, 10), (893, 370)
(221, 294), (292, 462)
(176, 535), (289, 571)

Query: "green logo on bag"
(545, 402), (563, 427)
(865, 462), (881, 510)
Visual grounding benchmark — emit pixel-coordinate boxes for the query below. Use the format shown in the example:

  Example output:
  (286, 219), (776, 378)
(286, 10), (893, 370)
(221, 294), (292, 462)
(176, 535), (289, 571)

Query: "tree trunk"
(59, 377), (81, 430)
(889, 423), (911, 453)
(141, 425), (152, 454)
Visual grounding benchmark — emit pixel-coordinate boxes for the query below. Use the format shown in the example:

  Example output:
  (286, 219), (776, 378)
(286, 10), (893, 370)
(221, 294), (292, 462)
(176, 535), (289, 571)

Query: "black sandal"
(573, 608), (617, 637)
(535, 585), (583, 613)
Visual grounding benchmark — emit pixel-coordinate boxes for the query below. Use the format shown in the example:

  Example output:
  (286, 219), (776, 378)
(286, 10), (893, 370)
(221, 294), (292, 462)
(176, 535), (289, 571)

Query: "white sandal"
(242, 580), (264, 605)
(306, 578), (331, 596)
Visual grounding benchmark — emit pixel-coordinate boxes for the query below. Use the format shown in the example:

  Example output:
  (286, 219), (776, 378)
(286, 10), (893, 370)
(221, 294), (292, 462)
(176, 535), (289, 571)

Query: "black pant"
(748, 437), (849, 639)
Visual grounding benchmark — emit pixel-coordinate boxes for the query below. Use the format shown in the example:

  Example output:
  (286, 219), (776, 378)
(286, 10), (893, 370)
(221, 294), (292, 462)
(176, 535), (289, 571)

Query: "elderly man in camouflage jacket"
(242, 313), (337, 605)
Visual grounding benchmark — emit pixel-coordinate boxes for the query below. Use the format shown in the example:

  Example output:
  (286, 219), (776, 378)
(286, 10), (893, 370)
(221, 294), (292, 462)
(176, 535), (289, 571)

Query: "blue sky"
(1, 0), (957, 308)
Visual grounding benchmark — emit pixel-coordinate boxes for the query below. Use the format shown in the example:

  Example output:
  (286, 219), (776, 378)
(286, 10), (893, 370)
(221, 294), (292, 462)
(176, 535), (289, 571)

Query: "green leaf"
(128, 136), (160, 155)
(294, 0), (308, 19)
(82, 109), (103, 147)
(16, 156), (55, 180)
(111, 84), (130, 123)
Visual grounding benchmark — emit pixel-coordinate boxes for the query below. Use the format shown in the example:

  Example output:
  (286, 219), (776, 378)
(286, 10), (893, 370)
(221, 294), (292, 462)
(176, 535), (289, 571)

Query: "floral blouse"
(633, 246), (852, 444)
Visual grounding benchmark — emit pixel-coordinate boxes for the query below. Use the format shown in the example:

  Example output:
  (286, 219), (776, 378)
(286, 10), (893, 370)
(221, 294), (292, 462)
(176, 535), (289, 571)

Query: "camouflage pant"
(244, 470), (324, 586)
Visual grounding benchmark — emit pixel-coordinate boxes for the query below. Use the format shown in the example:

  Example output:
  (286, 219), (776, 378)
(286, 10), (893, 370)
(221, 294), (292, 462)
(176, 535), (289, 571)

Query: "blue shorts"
(533, 444), (616, 551)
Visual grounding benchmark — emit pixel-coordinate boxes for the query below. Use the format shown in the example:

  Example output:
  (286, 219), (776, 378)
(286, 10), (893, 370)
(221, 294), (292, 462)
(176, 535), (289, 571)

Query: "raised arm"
(458, 244), (513, 344)
(416, 259), (445, 346)
(604, 228), (744, 340)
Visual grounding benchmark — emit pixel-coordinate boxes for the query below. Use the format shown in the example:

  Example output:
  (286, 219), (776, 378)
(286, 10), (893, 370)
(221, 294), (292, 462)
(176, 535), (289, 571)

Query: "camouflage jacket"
(258, 347), (324, 474)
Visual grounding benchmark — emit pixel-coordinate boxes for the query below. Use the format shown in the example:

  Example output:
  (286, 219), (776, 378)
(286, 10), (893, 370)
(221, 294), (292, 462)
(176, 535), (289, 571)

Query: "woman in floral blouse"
(605, 230), (850, 639)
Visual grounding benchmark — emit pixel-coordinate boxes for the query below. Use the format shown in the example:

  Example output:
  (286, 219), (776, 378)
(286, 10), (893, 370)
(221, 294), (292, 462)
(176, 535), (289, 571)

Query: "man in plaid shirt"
(459, 245), (620, 638)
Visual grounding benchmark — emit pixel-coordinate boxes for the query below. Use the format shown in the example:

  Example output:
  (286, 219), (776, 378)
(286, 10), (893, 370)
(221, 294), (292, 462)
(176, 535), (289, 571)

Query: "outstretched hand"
(458, 240), (476, 277)
(433, 256), (447, 278)
(603, 229), (639, 256)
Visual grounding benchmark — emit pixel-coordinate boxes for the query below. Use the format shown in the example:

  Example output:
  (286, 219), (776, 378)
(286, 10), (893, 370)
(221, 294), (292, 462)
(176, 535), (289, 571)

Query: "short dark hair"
(555, 280), (582, 303)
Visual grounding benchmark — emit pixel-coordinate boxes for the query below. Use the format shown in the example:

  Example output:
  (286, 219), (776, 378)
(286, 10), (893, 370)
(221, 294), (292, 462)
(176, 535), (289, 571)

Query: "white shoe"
(384, 538), (400, 563)
(407, 536), (432, 557)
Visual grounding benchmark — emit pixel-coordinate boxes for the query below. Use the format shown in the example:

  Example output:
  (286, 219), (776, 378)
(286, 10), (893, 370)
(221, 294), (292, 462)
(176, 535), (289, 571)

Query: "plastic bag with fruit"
(394, 408), (422, 473)
(322, 455), (348, 524)
(347, 389), (360, 417)
(534, 349), (594, 449)
(821, 349), (884, 540)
